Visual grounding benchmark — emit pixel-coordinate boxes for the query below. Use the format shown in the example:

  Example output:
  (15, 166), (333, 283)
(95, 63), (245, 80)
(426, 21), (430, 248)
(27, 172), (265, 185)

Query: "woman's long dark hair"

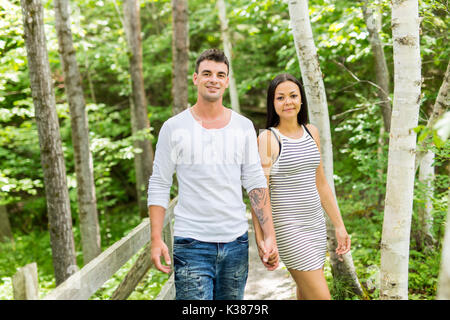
(265, 73), (308, 129)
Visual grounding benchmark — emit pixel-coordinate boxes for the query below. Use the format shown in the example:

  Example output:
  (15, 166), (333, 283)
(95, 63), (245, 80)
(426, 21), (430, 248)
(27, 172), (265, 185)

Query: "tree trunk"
(415, 60), (449, 172)
(437, 191), (450, 299)
(217, 0), (240, 113)
(123, 0), (154, 218)
(54, 0), (101, 265)
(171, 0), (189, 115)
(0, 204), (13, 242)
(417, 150), (435, 249)
(288, 0), (363, 297)
(380, 0), (421, 300)
(377, 125), (385, 182)
(20, 0), (77, 285)
(361, 0), (392, 132)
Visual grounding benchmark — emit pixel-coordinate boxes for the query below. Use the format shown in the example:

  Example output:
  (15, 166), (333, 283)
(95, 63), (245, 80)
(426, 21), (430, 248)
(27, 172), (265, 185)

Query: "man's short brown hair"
(195, 48), (229, 75)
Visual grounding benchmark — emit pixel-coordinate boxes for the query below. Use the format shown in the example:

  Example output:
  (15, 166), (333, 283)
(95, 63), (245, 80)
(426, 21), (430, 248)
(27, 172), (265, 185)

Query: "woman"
(252, 73), (351, 300)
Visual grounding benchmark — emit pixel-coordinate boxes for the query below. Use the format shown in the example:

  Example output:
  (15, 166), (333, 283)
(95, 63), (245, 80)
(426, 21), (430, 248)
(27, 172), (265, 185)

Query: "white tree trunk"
(54, 0), (102, 264)
(417, 150), (435, 248)
(21, 0), (77, 285)
(217, 0), (240, 113)
(380, 0), (421, 300)
(288, 0), (363, 297)
(437, 191), (450, 299)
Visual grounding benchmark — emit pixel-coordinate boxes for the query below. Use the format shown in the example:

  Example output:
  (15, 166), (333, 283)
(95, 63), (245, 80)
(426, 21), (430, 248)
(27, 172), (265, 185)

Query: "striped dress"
(269, 126), (327, 271)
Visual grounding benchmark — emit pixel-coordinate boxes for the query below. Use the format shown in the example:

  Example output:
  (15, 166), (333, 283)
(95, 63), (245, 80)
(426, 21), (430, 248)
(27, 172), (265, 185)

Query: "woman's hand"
(335, 226), (351, 261)
(256, 236), (279, 271)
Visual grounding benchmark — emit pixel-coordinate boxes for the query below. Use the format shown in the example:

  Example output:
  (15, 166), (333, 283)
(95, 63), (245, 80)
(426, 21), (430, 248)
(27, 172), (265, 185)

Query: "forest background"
(0, 0), (448, 300)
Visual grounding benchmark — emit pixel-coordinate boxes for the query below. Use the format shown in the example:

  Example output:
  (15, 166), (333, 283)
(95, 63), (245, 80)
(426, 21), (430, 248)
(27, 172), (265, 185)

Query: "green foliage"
(334, 98), (388, 211)
(0, 203), (166, 300)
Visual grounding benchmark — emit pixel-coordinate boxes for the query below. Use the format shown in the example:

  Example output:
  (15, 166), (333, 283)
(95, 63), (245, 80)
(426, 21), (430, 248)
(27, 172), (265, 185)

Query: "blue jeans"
(173, 231), (249, 300)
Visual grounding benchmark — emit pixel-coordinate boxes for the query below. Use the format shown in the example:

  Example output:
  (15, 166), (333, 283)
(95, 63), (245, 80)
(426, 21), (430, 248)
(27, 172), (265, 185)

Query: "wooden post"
(12, 263), (39, 300)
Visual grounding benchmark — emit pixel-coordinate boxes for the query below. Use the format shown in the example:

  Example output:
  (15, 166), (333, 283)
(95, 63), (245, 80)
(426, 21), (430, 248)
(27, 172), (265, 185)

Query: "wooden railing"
(12, 197), (177, 300)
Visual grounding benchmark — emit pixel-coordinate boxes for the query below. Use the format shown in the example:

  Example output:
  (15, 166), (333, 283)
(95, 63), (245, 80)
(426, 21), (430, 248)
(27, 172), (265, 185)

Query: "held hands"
(151, 238), (171, 274)
(256, 236), (279, 271)
(335, 226), (351, 261)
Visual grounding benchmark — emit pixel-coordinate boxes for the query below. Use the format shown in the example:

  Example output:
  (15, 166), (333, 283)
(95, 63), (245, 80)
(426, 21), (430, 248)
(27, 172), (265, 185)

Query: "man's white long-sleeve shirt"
(147, 108), (267, 242)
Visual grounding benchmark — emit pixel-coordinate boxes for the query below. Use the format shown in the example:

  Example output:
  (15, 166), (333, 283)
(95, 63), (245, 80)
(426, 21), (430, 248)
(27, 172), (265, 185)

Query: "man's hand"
(151, 238), (171, 274)
(257, 236), (279, 271)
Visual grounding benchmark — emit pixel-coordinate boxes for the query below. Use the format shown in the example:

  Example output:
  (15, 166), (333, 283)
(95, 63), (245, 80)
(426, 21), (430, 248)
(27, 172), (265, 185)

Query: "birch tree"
(171, 0), (189, 115)
(21, 0), (77, 285)
(288, 0), (363, 297)
(123, 0), (154, 218)
(415, 60), (449, 171)
(415, 60), (449, 249)
(417, 150), (435, 248)
(361, 0), (392, 132)
(436, 184), (450, 299)
(54, 0), (101, 264)
(380, 0), (421, 300)
(217, 0), (240, 113)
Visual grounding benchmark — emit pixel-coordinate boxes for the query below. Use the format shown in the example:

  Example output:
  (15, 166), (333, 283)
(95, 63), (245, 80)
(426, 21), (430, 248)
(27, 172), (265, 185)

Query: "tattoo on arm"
(249, 188), (268, 227)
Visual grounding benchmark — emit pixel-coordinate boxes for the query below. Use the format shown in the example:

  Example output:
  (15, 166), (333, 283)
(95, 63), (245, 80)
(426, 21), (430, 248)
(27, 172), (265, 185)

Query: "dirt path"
(244, 219), (296, 300)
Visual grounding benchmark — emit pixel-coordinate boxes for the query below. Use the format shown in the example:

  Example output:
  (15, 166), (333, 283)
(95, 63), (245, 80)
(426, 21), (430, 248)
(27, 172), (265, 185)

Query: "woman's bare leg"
(288, 268), (331, 300)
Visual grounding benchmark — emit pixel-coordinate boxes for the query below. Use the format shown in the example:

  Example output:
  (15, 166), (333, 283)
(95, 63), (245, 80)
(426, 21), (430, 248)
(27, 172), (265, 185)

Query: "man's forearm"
(248, 188), (275, 238)
(250, 207), (264, 240)
(149, 205), (166, 241)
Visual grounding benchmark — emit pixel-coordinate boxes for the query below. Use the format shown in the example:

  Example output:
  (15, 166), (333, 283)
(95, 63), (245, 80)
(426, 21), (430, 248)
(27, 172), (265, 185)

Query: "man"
(147, 48), (278, 300)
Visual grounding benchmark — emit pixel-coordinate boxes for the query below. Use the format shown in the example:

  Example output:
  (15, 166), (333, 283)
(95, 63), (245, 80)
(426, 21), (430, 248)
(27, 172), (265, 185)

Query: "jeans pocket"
(173, 252), (188, 267)
(174, 236), (199, 247)
(236, 231), (248, 244)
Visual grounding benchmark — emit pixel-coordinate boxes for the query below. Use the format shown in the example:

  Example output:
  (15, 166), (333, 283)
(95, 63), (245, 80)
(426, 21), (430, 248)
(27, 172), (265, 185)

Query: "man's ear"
(192, 72), (198, 86)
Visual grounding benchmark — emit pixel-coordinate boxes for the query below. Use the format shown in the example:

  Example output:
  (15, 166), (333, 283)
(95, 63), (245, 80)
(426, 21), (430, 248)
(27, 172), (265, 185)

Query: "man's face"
(193, 60), (229, 102)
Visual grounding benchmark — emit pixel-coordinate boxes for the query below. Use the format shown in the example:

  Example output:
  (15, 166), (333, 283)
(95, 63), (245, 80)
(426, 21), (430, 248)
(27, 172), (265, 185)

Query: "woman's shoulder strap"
(268, 127), (281, 159)
(303, 124), (312, 138)
(303, 124), (319, 148)
(268, 127), (281, 147)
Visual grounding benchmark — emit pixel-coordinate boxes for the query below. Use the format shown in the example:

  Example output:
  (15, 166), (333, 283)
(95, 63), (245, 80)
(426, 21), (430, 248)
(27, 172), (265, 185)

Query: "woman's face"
(273, 81), (301, 121)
